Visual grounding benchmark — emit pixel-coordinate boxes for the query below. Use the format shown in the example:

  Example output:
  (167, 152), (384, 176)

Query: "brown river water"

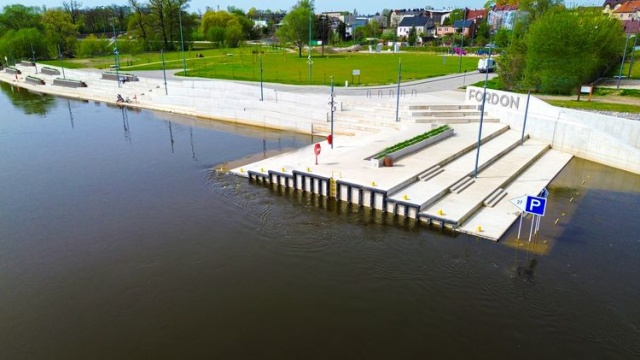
(1, 81), (639, 359)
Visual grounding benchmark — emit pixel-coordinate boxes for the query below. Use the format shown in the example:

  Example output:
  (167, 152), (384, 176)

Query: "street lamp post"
(473, 46), (492, 178)
(112, 22), (120, 88)
(178, 7), (187, 76)
(161, 49), (168, 95)
(57, 44), (66, 79)
(330, 76), (334, 149)
(458, 25), (464, 72)
(618, 34), (631, 89)
(308, 10), (312, 84)
(260, 55), (264, 101)
(395, 59), (402, 122)
(31, 43), (37, 74)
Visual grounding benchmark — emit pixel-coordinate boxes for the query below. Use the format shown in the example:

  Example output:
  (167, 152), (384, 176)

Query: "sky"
(15, 0), (603, 15)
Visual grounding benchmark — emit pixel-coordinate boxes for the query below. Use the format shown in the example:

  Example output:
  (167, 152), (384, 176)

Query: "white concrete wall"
(465, 86), (640, 174)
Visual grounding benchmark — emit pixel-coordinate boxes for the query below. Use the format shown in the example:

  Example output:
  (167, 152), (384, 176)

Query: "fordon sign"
(468, 89), (520, 110)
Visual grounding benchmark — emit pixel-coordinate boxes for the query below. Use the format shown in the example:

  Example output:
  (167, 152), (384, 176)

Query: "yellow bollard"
(261, 167), (264, 172)
(438, 209), (444, 216)
(240, 168), (244, 173)
(403, 194), (408, 200)
(477, 225), (483, 232)
(371, 181), (376, 187)
(282, 167), (285, 172)
(307, 167), (311, 172)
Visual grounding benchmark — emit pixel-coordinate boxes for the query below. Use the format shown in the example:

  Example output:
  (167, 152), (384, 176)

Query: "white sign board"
(580, 85), (592, 94)
(352, 69), (360, 76)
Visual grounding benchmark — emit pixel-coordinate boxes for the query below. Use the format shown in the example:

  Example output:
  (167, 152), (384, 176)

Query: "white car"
(478, 58), (496, 73)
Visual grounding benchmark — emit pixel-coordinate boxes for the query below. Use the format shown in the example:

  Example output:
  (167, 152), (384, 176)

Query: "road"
(134, 68), (497, 96)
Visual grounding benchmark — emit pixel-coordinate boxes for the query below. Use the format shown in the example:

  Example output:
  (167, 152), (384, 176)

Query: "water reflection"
(0, 81), (55, 115)
(168, 121), (174, 153)
(67, 100), (75, 129)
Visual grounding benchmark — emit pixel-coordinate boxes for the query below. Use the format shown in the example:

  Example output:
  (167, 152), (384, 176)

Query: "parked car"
(478, 58), (496, 73)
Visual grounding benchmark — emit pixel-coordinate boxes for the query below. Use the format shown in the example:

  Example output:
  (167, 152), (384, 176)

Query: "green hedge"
(374, 125), (450, 160)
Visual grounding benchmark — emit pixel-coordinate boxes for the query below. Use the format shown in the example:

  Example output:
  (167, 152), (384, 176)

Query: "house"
(397, 16), (435, 40)
(465, 8), (488, 23)
(487, 5), (519, 31)
(436, 19), (475, 37)
(611, 0), (640, 20)
(603, 0), (627, 13)
(390, 9), (422, 28)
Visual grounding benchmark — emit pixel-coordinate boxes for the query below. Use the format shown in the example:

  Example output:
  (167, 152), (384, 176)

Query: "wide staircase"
(381, 124), (572, 240)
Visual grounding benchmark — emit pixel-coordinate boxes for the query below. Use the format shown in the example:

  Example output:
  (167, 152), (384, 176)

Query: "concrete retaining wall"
(465, 86), (640, 174)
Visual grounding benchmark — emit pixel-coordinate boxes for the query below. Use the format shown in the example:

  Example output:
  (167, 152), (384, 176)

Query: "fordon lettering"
(468, 89), (520, 110)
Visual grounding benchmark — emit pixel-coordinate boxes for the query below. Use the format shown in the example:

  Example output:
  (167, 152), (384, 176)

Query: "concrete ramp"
(458, 150), (573, 240)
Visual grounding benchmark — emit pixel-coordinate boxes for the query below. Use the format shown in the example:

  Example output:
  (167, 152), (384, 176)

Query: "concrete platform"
(229, 122), (572, 241)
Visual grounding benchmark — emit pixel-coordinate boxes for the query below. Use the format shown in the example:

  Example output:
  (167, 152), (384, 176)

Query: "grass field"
(545, 99), (640, 113)
(40, 46), (481, 86)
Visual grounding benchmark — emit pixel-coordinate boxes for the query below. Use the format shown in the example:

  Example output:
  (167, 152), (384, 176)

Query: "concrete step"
(420, 140), (551, 226)
(450, 176), (475, 193)
(418, 165), (444, 181)
(412, 116), (501, 124)
(483, 188), (507, 207)
(408, 104), (478, 111)
(411, 110), (485, 117)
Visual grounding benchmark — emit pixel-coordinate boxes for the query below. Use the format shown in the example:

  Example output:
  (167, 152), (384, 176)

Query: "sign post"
(510, 194), (548, 241)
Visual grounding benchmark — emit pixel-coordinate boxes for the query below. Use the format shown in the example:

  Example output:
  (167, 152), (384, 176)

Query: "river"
(1, 81), (639, 359)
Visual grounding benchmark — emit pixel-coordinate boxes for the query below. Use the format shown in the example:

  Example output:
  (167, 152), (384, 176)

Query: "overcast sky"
(15, 0), (602, 15)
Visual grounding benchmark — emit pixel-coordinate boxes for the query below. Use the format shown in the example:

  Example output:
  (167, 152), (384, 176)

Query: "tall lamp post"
(473, 46), (492, 178)
(308, 10), (312, 84)
(31, 43), (37, 74)
(618, 34), (631, 89)
(112, 22), (120, 88)
(178, 6), (187, 76)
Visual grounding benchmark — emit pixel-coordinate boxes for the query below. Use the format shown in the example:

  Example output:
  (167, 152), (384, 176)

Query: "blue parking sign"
(525, 196), (546, 216)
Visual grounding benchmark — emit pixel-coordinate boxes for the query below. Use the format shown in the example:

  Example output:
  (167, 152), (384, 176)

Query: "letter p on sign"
(525, 196), (547, 216)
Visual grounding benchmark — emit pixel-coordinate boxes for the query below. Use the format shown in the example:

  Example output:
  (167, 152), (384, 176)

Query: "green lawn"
(545, 99), (640, 113)
(40, 46), (480, 86)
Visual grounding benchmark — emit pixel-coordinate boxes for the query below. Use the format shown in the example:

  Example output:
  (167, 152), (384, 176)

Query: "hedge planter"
(20, 61), (35, 67)
(41, 67), (61, 75)
(365, 125), (454, 168)
(53, 78), (87, 88)
(5, 67), (21, 75)
(25, 76), (45, 85)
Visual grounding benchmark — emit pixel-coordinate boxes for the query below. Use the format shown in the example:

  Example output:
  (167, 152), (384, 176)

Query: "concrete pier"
(3, 63), (637, 241)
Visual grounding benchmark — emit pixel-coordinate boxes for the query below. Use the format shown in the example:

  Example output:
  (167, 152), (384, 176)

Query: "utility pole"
(179, 6), (187, 76)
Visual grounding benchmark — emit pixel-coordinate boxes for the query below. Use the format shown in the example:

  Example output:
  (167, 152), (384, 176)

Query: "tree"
(128, 0), (152, 50)
(225, 18), (243, 47)
(62, 0), (82, 25)
(498, 7), (624, 94)
(200, 10), (250, 47)
(41, 9), (78, 57)
(276, 0), (314, 57)
(76, 33), (109, 57)
(522, 8), (624, 94)
(147, 0), (193, 50)
(408, 26), (417, 46)
(0, 4), (42, 36)
(0, 27), (47, 61)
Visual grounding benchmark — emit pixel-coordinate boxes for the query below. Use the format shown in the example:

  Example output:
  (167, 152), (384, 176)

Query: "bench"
(25, 76), (45, 85)
(101, 72), (139, 82)
(41, 67), (61, 75)
(5, 67), (21, 75)
(53, 78), (87, 88)
(21, 61), (35, 67)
